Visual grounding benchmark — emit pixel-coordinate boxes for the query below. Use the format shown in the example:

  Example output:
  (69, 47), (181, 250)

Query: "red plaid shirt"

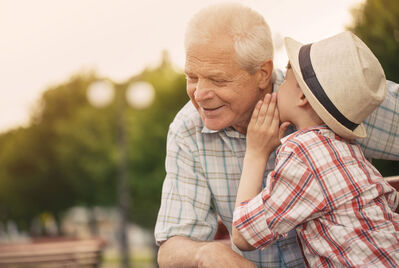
(233, 126), (399, 267)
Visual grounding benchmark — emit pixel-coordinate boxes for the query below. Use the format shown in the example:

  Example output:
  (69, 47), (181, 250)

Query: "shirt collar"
(280, 125), (330, 144)
(201, 126), (218, 134)
(224, 127), (246, 138)
(201, 126), (246, 139)
(280, 131), (297, 144)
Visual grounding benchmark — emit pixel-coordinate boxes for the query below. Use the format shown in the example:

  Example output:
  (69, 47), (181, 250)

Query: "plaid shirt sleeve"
(233, 149), (327, 250)
(357, 80), (399, 160)
(154, 120), (217, 245)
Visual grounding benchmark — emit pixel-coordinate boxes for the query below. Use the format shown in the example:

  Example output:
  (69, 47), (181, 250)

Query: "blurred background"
(0, 0), (398, 267)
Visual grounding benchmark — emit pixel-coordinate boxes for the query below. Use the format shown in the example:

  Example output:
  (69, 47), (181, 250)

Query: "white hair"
(185, 2), (275, 80)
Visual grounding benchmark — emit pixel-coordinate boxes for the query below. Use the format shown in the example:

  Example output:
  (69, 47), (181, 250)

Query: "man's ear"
(257, 60), (273, 90)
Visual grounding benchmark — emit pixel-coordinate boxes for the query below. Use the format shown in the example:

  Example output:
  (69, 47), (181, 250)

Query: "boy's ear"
(298, 92), (309, 107)
(257, 60), (273, 90)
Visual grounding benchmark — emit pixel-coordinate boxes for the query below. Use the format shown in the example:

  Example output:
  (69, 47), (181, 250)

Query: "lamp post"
(87, 79), (155, 268)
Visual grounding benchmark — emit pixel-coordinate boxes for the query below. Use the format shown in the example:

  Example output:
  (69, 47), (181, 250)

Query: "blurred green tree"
(126, 58), (188, 228)
(0, 54), (188, 233)
(349, 0), (399, 82)
(348, 0), (399, 177)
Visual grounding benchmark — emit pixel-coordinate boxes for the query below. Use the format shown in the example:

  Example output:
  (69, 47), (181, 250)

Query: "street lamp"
(87, 79), (155, 268)
(126, 82), (155, 109)
(86, 80), (115, 108)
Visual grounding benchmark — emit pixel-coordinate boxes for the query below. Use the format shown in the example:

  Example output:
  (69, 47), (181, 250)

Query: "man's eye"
(186, 76), (198, 82)
(212, 79), (228, 85)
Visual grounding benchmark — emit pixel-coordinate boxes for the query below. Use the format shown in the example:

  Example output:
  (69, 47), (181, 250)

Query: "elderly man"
(155, 3), (399, 267)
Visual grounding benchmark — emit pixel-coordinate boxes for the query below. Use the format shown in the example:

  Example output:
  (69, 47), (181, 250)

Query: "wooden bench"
(0, 238), (106, 267)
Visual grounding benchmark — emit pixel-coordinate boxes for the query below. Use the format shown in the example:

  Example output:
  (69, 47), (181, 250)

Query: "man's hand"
(158, 236), (256, 268)
(195, 241), (257, 268)
(247, 93), (290, 158)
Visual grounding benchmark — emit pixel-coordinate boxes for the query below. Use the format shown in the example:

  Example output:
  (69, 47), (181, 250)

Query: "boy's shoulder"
(280, 125), (341, 154)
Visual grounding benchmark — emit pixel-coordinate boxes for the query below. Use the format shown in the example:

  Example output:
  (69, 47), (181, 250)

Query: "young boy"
(232, 31), (399, 267)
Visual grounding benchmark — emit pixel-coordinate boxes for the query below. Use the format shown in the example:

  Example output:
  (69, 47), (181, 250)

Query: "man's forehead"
(184, 53), (238, 76)
(184, 66), (229, 77)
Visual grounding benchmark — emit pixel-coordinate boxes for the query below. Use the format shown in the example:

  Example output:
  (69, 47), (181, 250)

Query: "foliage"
(0, 55), (188, 231)
(348, 0), (399, 82)
(348, 0), (399, 176)
(126, 61), (188, 228)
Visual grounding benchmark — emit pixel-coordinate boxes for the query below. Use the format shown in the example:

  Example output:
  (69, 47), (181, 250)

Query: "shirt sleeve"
(233, 150), (327, 250)
(385, 185), (399, 212)
(357, 80), (399, 160)
(154, 122), (217, 245)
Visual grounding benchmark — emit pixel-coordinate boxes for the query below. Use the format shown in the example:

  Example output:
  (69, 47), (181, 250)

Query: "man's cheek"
(186, 84), (195, 98)
(187, 90), (200, 112)
(190, 98), (201, 113)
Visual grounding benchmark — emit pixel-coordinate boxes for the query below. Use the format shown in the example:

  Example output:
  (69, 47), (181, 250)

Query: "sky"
(0, 0), (364, 133)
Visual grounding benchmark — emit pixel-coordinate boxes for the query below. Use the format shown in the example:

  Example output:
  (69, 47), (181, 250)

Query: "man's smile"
(201, 105), (225, 117)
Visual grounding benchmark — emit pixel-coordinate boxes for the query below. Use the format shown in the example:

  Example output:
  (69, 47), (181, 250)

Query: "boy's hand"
(246, 93), (290, 158)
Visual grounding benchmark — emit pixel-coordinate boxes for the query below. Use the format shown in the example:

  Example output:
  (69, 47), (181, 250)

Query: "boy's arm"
(232, 152), (269, 251)
(233, 148), (325, 251)
(232, 93), (290, 250)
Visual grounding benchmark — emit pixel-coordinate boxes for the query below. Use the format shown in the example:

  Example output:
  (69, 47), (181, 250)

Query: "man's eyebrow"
(184, 70), (194, 76)
(207, 71), (228, 78)
(184, 70), (229, 79)
(184, 67), (196, 75)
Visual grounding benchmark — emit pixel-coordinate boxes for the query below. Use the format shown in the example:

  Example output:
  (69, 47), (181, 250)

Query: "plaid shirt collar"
(280, 125), (328, 144)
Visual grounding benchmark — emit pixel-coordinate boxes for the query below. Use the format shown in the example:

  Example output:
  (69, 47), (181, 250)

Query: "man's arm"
(154, 116), (216, 266)
(358, 80), (399, 160)
(155, 110), (257, 268)
(158, 237), (204, 268)
(158, 236), (257, 268)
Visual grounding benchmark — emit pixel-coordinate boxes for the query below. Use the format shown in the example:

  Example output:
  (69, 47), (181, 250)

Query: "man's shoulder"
(272, 68), (285, 91)
(169, 101), (203, 137)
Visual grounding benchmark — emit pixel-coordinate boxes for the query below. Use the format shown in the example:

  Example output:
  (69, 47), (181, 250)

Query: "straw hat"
(284, 31), (386, 139)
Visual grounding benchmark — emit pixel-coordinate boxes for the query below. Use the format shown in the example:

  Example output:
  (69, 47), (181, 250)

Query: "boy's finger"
(250, 100), (262, 125)
(264, 93), (277, 125)
(257, 94), (271, 125)
(271, 102), (280, 129)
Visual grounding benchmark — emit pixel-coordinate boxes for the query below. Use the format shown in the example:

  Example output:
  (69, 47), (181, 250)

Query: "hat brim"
(284, 37), (367, 140)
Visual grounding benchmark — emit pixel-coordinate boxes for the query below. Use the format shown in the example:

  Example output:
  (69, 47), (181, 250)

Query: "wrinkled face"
(185, 36), (263, 133)
(277, 68), (301, 123)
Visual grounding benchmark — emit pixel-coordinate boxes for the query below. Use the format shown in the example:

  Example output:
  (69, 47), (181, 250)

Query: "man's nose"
(194, 80), (214, 101)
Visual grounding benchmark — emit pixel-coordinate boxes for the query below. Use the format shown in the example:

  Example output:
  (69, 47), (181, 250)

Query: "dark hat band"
(298, 44), (358, 131)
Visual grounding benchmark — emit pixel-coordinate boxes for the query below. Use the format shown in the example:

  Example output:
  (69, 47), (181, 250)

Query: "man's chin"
(204, 125), (223, 131)
(202, 118), (226, 131)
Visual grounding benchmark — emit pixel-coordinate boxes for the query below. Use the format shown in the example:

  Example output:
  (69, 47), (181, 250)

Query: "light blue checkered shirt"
(154, 70), (399, 267)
